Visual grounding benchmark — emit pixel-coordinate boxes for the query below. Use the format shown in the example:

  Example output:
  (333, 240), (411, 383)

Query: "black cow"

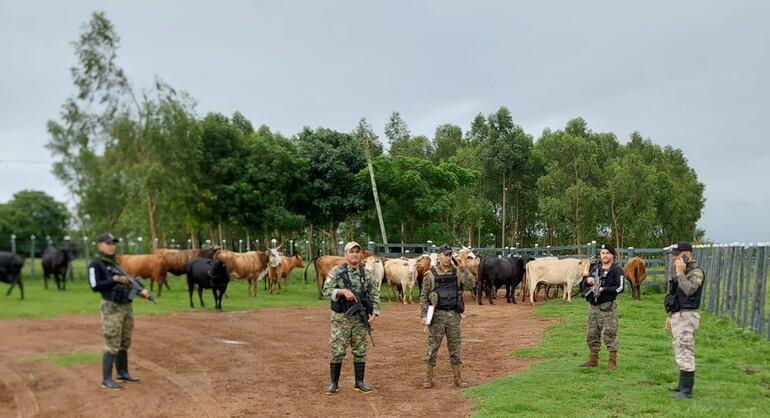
(187, 257), (229, 311)
(0, 251), (25, 300)
(476, 256), (526, 305)
(42, 246), (74, 291)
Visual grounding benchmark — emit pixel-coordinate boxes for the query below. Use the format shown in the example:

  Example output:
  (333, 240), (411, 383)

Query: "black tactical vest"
(665, 265), (704, 313)
(431, 267), (460, 311)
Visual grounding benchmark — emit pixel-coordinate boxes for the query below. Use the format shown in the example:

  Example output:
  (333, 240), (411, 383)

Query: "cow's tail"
(304, 256), (319, 284)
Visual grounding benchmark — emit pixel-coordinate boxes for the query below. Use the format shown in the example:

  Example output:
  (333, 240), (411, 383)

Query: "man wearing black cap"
(88, 233), (149, 390)
(664, 241), (704, 399)
(420, 244), (475, 388)
(579, 243), (624, 370)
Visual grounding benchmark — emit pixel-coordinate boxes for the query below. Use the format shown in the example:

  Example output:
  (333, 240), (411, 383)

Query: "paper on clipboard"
(425, 305), (435, 326)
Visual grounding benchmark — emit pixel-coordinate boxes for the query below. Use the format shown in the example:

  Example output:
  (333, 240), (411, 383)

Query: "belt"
(437, 306), (457, 311)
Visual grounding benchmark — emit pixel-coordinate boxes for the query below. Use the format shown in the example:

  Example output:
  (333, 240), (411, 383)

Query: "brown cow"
(216, 249), (269, 296)
(279, 255), (305, 291)
(117, 254), (169, 296)
(267, 249), (284, 294)
(624, 256), (647, 300)
(153, 248), (219, 276)
(307, 250), (373, 299)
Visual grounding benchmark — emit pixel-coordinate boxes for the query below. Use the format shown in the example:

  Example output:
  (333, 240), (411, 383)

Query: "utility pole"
(363, 135), (388, 246)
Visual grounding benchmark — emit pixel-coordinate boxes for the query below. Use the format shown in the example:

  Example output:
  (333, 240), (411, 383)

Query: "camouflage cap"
(96, 233), (119, 244)
(344, 241), (362, 252)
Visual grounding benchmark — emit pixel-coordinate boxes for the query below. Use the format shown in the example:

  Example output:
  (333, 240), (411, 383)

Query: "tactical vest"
(330, 264), (373, 315)
(93, 256), (132, 304)
(665, 265), (704, 313)
(431, 267), (461, 311)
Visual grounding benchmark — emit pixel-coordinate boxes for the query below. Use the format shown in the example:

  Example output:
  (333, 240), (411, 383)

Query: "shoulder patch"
(690, 268), (704, 285)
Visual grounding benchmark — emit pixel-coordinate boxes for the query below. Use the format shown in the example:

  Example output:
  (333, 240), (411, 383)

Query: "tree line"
(32, 12), (706, 254)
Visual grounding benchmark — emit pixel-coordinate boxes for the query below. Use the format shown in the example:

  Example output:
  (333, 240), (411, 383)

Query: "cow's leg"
(18, 278), (23, 300)
(43, 273), (49, 290)
(476, 282), (483, 305)
(62, 272), (67, 291)
(198, 286), (205, 307)
(529, 283), (536, 306)
(212, 288), (220, 311)
(505, 284), (512, 303)
(487, 284), (494, 305)
(163, 280), (171, 291)
(188, 279), (195, 308)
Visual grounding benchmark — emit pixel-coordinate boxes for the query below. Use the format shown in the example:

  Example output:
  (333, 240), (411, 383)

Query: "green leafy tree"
(0, 191), (70, 254)
(433, 124), (463, 162)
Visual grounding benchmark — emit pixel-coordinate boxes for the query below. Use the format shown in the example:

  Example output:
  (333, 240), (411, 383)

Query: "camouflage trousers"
(425, 309), (462, 366)
(587, 301), (618, 352)
(671, 310), (700, 372)
(329, 312), (368, 364)
(101, 300), (133, 355)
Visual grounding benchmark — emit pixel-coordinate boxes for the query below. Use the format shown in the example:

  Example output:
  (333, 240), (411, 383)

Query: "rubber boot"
(422, 364), (434, 388)
(669, 369), (684, 392)
(116, 350), (141, 382)
(607, 351), (617, 371)
(353, 362), (373, 394)
(325, 363), (342, 394)
(452, 364), (469, 388)
(580, 351), (599, 367)
(101, 353), (122, 390)
(675, 371), (694, 398)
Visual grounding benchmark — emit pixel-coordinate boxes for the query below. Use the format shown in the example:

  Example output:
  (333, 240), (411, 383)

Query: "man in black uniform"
(88, 233), (149, 390)
(579, 243), (624, 370)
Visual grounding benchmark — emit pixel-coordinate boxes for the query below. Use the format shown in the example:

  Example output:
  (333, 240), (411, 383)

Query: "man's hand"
(586, 277), (595, 286)
(665, 316), (672, 331)
(112, 275), (130, 285)
(455, 256), (466, 268)
(421, 317), (428, 326)
(140, 289), (150, 299)
(338, 289), (356, 301)
(599, 287), (604, 294)
(368, 314), (377, 325)
(674, 258), (686, 275)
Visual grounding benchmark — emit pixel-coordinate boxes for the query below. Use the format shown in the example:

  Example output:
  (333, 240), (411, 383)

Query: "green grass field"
(465, 292), (770, 417)
(0, 258), (328, 318)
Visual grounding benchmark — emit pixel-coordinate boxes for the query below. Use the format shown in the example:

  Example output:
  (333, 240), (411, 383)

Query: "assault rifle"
(128, 276), (157, 304)
(346, 293), (375, 346)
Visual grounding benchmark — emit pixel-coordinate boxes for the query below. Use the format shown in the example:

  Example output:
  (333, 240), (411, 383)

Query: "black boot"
(675, 371), (694, 398)
(669, 370), (684, 392)
(116, 350), (141, 382)
(101, 353), (122, 390)
(353, 362), (373, 394)
(325, 363), (342, 394)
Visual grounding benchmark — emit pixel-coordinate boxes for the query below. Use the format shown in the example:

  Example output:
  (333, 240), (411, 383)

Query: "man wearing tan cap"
(322, 241), (380, 394)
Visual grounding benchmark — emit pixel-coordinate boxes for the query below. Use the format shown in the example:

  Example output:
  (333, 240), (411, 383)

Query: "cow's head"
(579, 258), (592, 278)
(207, 258), (227, 278)
(268, 248), (281, 268)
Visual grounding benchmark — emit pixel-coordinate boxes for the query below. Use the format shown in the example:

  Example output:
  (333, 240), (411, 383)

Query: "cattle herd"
(0, 245), (650, 308)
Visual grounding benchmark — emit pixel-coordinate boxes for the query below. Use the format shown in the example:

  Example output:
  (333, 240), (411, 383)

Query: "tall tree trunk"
(218, 222), (223, 247)
(501, 171), (507, 249)
(611, 193), (622, 249)
(468, 226), (472, 247)
(146, 194), (159, 250)
(363, 136), (388, 246)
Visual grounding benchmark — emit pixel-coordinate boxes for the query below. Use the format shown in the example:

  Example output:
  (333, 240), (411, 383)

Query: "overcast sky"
(1, 1), (768, 243)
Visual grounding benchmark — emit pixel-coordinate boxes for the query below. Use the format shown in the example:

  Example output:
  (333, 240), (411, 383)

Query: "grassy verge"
(465, 292), (770, 417)
(0, 258), (328, 318)
(20, 352), (101, 366)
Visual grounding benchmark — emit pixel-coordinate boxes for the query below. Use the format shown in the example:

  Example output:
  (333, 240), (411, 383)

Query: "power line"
(0, 160), (54, 165)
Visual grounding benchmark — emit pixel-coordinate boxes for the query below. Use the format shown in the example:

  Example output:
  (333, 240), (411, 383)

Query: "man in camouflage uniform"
(88, 233), (149, 390)
(578, 243), (624, 370)
(322, 241), (380, 394)
(665, 241), (705, 399)
(420, 244), (475, 388)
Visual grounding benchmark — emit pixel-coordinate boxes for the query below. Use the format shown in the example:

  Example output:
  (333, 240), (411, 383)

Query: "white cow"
(526, 257), (591, 305)
(364, 256), (385, 291)
(384, 257), (419, 304)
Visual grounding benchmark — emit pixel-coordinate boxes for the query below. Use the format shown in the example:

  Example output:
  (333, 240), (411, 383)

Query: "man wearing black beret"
(579, 243), (625, 370)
